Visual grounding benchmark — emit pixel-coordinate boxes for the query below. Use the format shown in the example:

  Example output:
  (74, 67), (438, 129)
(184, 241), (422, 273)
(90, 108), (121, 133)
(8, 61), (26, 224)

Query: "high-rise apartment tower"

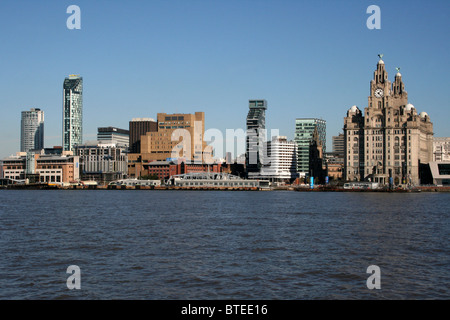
(63, 75), (83, 151)
(21, 108), (44, 152)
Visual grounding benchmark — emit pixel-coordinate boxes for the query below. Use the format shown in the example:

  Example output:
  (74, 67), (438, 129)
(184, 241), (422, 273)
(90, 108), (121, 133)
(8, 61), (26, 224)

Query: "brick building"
(142, 160), (222, 180)
(128, 112), (213, 178)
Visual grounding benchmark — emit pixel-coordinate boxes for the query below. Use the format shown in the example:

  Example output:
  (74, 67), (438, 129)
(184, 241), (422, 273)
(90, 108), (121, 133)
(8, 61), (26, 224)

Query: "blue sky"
(0, 0), (449, 159)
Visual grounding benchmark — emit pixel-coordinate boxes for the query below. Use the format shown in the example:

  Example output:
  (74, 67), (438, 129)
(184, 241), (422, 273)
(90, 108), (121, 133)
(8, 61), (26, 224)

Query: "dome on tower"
(349, 105), (358, 112)
(377, 54), (384, 65)
(405, 103), (414, 111)
(419, 111), (428, 118)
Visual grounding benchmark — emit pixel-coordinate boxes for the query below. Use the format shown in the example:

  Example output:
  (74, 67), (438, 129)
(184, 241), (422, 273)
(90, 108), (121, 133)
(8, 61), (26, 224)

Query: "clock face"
(374, 88), (384, 98)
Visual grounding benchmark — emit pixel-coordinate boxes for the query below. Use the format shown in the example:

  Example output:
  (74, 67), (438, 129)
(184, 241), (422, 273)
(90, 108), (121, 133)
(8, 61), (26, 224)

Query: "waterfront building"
(169, 172), (269, 189)
(294, 118), (326, 177)
(1, 153), (27, 180)
(128, 112), (212, 178)
(36, 154), (80, 184)
(246, 99), (267, 176)
(250, 136), (297, 183)
(1, 152), (79, 184)
(129, 118), (158, 153)
(142, 159), (222, 181)
(343, 56), (434, 185)
(97, 127), (129, 147)
(75, 141), (128, 183)
(428, 162), (450, 185)
(433, 137), (450, 162)
(21, 108), (44, 152)
(63, 75), (83, 152)
(1, 152), (38, 182)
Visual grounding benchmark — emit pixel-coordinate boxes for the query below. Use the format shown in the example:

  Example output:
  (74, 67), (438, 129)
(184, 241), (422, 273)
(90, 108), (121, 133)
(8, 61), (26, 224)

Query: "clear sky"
(0, 0), (449, 159)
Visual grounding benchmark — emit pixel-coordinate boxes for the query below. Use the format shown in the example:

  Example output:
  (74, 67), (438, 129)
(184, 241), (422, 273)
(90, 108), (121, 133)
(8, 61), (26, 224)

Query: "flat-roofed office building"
(250, 136), (297, 182)
(129, 118), (158, 153)
(1, 152), (79, 184)
(97, 127), (129, 147)
(332, 133), (345, 157)
(294, 118), (326, 177)
(75, 141), (128, 183)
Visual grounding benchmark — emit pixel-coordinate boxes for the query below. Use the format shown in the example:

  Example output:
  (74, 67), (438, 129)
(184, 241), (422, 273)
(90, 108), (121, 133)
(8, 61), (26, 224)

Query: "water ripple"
(0, 190), (448, 299)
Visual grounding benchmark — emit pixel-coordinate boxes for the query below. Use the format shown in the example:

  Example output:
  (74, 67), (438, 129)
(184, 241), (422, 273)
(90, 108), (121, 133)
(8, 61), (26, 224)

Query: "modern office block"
(294, 118), (326, 176)
(97, 127), (130, 147)
(129, 118), (158, 153)
(256, 136), (297, 182)
(75, 141), (128, 183)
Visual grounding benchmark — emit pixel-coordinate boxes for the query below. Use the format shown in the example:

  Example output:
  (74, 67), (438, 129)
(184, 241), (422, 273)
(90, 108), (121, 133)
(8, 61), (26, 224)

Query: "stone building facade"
(433, 137), (450, 162)
(344, 56), (434, 185)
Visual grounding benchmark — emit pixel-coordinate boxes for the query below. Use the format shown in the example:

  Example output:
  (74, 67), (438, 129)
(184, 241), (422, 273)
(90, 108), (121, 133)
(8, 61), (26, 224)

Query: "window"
(438, 164), (450, 175)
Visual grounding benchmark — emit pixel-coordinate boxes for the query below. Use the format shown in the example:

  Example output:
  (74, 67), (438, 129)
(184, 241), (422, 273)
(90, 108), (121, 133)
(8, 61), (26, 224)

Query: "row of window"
(350, 154), (411, 160)
(40, 176), (62, 183)
(163, 116), (185, 121)
(348, 129), (411, 135)
(180, 182), (256, 187)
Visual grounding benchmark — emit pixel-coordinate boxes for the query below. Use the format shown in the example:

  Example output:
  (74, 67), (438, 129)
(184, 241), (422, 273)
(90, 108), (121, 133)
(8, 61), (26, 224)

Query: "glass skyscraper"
(63, 75), (83, 152)
(21, 108), (44, 152)
(246, 99), (267, 175)
(294, 118), (326, 175)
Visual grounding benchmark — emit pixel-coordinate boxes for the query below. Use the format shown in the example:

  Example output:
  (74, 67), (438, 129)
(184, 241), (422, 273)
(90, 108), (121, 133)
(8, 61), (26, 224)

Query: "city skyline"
(0, 0), (449, 159)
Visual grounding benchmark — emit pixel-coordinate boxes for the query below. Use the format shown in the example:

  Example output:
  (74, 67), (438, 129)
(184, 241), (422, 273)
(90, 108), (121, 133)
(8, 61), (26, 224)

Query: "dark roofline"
(97, 127), (129, 135)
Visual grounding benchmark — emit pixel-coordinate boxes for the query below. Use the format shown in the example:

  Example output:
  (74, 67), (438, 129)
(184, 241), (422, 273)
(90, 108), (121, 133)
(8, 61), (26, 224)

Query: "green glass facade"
(294, 118), (326, 174)
(63, 75), (83, 152)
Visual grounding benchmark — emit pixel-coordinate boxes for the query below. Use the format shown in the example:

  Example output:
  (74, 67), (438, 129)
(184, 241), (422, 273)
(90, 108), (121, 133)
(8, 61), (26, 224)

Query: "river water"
(0, 190), (448, 299)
